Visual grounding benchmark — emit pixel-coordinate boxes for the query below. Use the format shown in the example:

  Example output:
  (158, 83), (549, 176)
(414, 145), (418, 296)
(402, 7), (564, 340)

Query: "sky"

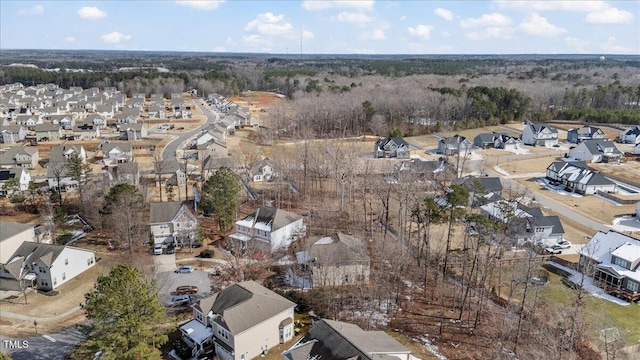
(1, 1), (638, 55)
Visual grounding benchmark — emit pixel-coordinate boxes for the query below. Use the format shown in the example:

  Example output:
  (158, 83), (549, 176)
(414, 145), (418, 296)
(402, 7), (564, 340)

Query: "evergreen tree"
(201, 166), (241, 231)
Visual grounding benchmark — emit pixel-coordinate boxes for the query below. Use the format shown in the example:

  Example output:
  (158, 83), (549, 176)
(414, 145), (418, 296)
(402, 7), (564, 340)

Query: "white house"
(620, 126), (640, 144)
(0, 167), (30, 196)
(248, 159), (277, 182)
(546, 161), (616, 195)
(567, 126), (605, 144)
(149, 201), (199, 247)
(522, 121), (558, 147)
(229, 206), (305, 253)
(438, 134), (474, 156)
(0, 146), (39, 169)
(569, 139), (623, 163)
(0, 221), (36, 264)
(0, 242), (96, 291)
(101, 142), (133, 166)
(374, 137), (410, 159)
(181, 280), (296, 360)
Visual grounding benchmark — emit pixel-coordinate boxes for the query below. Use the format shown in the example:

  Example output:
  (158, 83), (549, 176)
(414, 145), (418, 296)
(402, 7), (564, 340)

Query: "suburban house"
(15, 114), (43, 128)
(282, 319), (411, 360)
(47, 163), (78, 192)
(0, 125), (26, 144)
(620, 126), (640, 144)
(149, 201), (199, 247)
(49, 144), (87, 164)
(196, 138), (228, 161)
(0, 221), (36, 264)
(374, 137), (410, 159)
(452, 175), (502, 206)
(248, 158), (278, 182)
(120, 124), (147, 141)
(72, 123), (101, 140)
(546, 161), (616, 195)
(108, 162), (140, 186)
(567, 126), (605, 143)
(155, 159), (186, 186)
(180, 280), (296, 359)
(0, 147), (39, 169)
(294, 232), (371, 288)
(86, 114), (108, 129)
(579, 231), (640, 302)
(569, 139), (623, 163)
(201, 155), (238, 181)
(0, 242), (96, 291)
(0, 167), (30, 196)
(393, 159), (457, 184)
(148, 103), (166, 118)
(101, 142), (133, 166)
(229, 206), (305, 253)
(521, 121), (559, 147)
(516, 215), (565, 246)
(94, 104), (114, 118)
(33, 123), (63, 141)
(438, 134), (473, 156)
(473, 132), (520, 150)
(114, 113), (138, 124)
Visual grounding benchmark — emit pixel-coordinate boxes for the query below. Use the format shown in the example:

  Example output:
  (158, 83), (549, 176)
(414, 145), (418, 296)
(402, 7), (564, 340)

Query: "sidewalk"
(0, 305), (82, 323)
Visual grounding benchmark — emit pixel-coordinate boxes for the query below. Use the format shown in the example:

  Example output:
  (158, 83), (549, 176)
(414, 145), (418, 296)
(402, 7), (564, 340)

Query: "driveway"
(161, 100), (219, 161)
(0, 327), (84, 360)
(153, 253), (176, 273)
(155, 269), (211, 304)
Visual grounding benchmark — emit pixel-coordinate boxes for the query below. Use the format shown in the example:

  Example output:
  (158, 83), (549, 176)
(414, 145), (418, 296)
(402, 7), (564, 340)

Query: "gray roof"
(580, 139), (622, 156)
(206, 280), (295, 335)
(0, 147), (37, 165)
(287, 319), (409, 360)
(375, 137), (409, 148)
(149, 201), (186, 223)
(453, 175), (502, 194)
(6, 241), (66, 267)
(0, 221), (34, 243)
(49, 145), (84, 163)
(529, 122), (558, 134)
(240, 206), (302, 232)
(33, 123), (61, 132)
(102, 142), (132, 153)
(569, 126), (602, 136)
(0, 124), (24, 133)
(308, 233), (370, 266)
(528, 215), (565, 235)
(202, 155), (237, 171)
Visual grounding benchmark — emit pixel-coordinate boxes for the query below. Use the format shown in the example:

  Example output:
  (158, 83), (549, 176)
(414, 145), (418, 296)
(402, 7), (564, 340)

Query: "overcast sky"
(1, 1), (638, 55)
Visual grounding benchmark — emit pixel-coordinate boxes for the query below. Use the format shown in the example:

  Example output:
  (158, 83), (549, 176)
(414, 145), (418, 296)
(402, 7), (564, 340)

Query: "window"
(62, 272), (66, 280)
(614, 257), (628, 269)
(65, 258), (68, 265)
(38, 266), (46, 273)
(628, 281), (639, 293)
(53, 278), (57, 286)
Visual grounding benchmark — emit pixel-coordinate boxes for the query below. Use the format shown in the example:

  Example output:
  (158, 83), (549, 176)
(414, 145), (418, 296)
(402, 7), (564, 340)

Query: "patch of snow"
(494, 166), (509, 176)
(546, 262), (630, 306)
(314, 236), (335, 245)
(416, 335), (448, 360)
(505, 147), (530, 155)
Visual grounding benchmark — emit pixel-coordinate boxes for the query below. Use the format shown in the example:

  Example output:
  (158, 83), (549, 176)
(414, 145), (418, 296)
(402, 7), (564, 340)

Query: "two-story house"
(473, 132), (520, 150)
(579, 231), (640, 302)
(569, 139), (623, 163)
(374, 137), (410, 159)
(72, 122), (100, 140)
(522, 121), (558, 147)
(438, 134), (473, 156)
(620, 125), (640, 144)
(180, 280), (296, 360)
(546, 161), (616, 194)
(0, 125), (26, 144)
(101, 142), (133, 166)
(33, 123), (63, 142)
(0, 221), (36, 264)
(0, 167), (30, 197)
(0, 242), (95, 291)
(86, 114), (108, 129)
(282, 319), (411, 360)
(294, 232), (371, 288)
(149, 201), (199, 247)
(248, 158), (277, 182)
(229, 206), (305, 253)
(120, 124), (147, 141)
(567, 126), (605, 143)
(0, 147), (39, 169)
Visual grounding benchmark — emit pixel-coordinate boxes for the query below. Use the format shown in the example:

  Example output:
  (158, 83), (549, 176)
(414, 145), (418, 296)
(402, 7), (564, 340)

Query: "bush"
(9, 195), (25, 203)
(199, 249), (214, 258)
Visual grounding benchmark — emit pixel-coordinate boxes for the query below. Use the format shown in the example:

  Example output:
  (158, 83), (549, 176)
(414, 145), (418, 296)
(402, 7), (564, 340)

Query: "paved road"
(0, 327), (84, 360)
(161, 100), (219, 161)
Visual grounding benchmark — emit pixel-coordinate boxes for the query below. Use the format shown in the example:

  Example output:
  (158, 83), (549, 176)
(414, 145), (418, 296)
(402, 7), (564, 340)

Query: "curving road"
(160, 100), (219, 161)
(0, 327), (84, 360)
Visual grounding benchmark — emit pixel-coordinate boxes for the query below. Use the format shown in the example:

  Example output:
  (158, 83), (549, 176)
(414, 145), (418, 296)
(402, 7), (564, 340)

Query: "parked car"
(166, 245), (175, 254)
(556, 240), (572, 249)
(166, 294), (191, 307)
(545, 245), (562, 255)
(153, 243), (163, 255)
(175, 285), (198, 295)
(175, 265), (194, 273)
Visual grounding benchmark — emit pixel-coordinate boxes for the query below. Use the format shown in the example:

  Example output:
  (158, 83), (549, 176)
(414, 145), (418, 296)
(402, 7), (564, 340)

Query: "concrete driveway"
(153, 253), (176, 273)
(155, 269), (211, 304)
(0, 327), (84, 360)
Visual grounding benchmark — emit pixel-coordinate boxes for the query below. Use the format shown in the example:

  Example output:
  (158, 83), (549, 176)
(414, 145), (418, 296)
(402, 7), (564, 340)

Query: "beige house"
(0, 146), (39, 169)
(149, 201), (199, 247)
(181, 280), (296, 359)
(0, 222), (36, 264)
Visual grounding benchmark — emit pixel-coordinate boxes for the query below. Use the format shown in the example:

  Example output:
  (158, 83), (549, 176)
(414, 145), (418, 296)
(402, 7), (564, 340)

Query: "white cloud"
(518, 14), (567, 37)
(63, 36), (75, 42)
(17, 5), (44, 16)
(466, 27), (515, 40)
(565, 37), (591, 53)
(601, 36), (635, 54)
(585, 7), (634, 24)
(371, 29), (386, 40)
(335, 12), (374, 24)
(245, 13), (293, 36)
(494, 0), (608, 12)
(407, 25), (434, 40)
(175, 1), (225, 10)
(302, 0), (374, 11)
(460, 13), (512, 28)
(434, 8), (453, 21)
(78, 6), (106, 20)
(302, 30), (315, 40)
(442, 31), (452, 37)
(101, 31), (132, 44)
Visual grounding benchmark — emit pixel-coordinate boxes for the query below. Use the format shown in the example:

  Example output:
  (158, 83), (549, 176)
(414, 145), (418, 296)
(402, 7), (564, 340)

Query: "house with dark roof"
(0, 221), (36, 264)
(248, 158), (277, 182)
(0, 241), (95, 291)
(392, 159), (456, 184)
(0, 167), (30, 197)
(518, 215), (565, 246)
(569, 139), (622, 163)
(294, 232), (370, 288)
(473, 132), (521, 150)
(438, 134), (473, 156)
(229, 206), (305, 253)
(452, 175), (502, 206)
(283, 319), (411, 360)
(620, 125), (640, 144)
(374, 137), (410, 159)
(567, 126), (605, 144)
(546, 161), (616, 194)
(0, 146), (39, 169)
(181, 280), (296, 359)
(579, 231), (640, 302)
(149, 201), (199, 247)
(522, 121), (558, 147)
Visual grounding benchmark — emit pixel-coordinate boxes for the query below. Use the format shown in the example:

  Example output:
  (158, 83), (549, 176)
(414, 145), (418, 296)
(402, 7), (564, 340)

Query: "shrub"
(199, 249), (214, 258)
